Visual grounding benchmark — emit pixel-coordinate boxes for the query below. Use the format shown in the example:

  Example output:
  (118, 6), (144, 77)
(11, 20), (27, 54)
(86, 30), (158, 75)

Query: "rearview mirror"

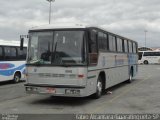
(20, 38), (24, 50)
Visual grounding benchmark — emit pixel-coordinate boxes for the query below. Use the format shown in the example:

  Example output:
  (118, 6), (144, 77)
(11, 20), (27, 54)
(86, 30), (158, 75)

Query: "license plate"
(46, 88), (56, 93)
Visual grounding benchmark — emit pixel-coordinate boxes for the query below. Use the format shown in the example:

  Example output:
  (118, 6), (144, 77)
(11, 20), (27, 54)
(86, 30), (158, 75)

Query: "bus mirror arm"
(20, 38), (24, 50)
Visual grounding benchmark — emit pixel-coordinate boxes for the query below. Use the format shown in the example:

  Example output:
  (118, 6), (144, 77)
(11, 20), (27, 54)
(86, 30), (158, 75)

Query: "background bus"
(0, 40), (27, 83)
(138, 51), (160, 64)
(23, 23), (138, 98)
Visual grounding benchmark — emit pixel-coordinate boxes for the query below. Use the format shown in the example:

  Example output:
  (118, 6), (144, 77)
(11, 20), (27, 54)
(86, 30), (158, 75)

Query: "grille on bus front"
(38, 73), (77, 78)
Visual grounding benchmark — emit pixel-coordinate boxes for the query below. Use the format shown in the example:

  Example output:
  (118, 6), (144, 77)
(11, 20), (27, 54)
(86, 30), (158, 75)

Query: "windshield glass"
(28, 32), (53, 64)
(28, 30), (86, 65)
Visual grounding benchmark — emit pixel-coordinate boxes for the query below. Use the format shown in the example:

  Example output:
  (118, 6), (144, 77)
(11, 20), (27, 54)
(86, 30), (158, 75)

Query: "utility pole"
(46, 0), (55, 24)
(144, 30), (147, 48)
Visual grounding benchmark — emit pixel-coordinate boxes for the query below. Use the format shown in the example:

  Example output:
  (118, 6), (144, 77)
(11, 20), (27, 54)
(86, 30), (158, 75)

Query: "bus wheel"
(93, 76), (103, 99)
(127, 69), (133, 83)
(14, 73), (21, 83)
(144, 60), (148, 64)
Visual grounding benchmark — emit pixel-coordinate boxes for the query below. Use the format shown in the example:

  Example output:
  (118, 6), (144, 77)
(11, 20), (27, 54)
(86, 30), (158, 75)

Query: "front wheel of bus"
(14, 73), (21, 83)
(93, 76), (103, 99)
(144, 60), (148, 64)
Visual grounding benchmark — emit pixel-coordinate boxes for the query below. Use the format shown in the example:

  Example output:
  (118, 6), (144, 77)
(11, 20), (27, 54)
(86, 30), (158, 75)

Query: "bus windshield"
(27, 30), (86, 66)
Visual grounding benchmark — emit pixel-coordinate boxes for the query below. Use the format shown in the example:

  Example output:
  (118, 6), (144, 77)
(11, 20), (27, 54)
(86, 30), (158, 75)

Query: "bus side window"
(104, 34), (108, 50)
(98, 32), (104, 50)
(89, 30), (98, 53)
(138, 52), (143, 60)
(0, 47), (3, 60)
(124, 40), (128, 53)
(136, 43), (138, 53)
(117, 37), (123, 52)
(108, 35), (116, 52)
(112, 36), (116, 52)
(128, 41), (133, 53)
(18, 47), (27, 60)
(4, 47), (17, 60)
(144, 52), (150, 56)
(98, 32), (108, 51)
(156, 52), (160, 56)
(89, 30), (98, 65)
(143, 52), (147, 56)
(133, 43), (137, 53)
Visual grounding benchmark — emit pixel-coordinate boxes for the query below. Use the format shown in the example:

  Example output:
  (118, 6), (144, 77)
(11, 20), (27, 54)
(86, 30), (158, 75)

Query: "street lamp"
(46, 0), (55, 24)
(144, 30), (147, 48)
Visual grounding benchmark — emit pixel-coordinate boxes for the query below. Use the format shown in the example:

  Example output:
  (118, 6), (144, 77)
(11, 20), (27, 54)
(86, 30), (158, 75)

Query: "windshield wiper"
(29, 59), (44, 65)
(52, 40), (58, 63)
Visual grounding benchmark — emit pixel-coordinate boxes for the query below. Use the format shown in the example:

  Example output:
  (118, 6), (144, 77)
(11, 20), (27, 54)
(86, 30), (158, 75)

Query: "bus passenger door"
(86, 29), (99, 95)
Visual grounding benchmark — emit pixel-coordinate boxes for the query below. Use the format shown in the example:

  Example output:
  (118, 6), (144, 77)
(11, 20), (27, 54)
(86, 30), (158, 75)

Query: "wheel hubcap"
(129, 74), (132, 81)
(15, 76), (20, 82)
(97, 81), (102, 94)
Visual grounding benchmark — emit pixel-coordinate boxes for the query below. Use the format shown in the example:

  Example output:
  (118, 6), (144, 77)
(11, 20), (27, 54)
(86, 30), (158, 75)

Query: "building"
(138, 47), (152, 51)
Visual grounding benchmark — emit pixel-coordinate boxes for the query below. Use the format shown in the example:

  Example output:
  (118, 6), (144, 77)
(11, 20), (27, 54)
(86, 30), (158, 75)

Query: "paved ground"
(0, 65), (160, 114)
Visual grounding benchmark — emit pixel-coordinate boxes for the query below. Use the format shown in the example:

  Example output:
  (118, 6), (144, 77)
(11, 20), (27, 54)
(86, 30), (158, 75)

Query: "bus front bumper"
(24, 83), (88, 97)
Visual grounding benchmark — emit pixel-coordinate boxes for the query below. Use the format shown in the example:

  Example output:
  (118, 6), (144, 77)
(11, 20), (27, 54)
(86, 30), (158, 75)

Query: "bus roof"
(30, 23), (88, 30)
(139, 51), (160, 52)
(29, 23), (137, 43)
(0, 40), (27, 47)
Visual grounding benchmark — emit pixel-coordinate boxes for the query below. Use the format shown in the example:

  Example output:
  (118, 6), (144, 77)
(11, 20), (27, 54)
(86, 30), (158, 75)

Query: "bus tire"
(93, 76), (103, 99)
(127, 69), (133, 83)
(13, 72), (21, 83)
(144, 60), (148, 64)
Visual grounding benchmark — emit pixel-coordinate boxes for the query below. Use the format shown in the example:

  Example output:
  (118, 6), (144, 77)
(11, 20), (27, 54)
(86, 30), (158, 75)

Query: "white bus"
(138, 51), (160, 64)
(0, 40), (27, 82)
(23, 23), (138, 98)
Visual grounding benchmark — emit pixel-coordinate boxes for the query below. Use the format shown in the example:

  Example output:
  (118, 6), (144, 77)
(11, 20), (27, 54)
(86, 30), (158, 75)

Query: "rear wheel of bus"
(127, 68), (133, 83)
(13, 72), (21, 83)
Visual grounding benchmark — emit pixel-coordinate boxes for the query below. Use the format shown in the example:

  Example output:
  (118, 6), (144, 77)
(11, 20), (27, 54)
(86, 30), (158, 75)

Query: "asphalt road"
(0, 65), (160, 114)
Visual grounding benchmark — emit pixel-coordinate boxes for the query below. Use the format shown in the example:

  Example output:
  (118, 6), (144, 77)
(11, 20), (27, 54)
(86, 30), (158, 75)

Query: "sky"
(0, 0), (160, 47)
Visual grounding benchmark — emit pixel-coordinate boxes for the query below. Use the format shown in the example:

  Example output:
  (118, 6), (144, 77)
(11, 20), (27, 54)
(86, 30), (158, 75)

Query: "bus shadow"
(30, 96), (93, 107)
(105, 80), (132, 93)
(30, 80), (137, 106)
(0, 80), (25, 86)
